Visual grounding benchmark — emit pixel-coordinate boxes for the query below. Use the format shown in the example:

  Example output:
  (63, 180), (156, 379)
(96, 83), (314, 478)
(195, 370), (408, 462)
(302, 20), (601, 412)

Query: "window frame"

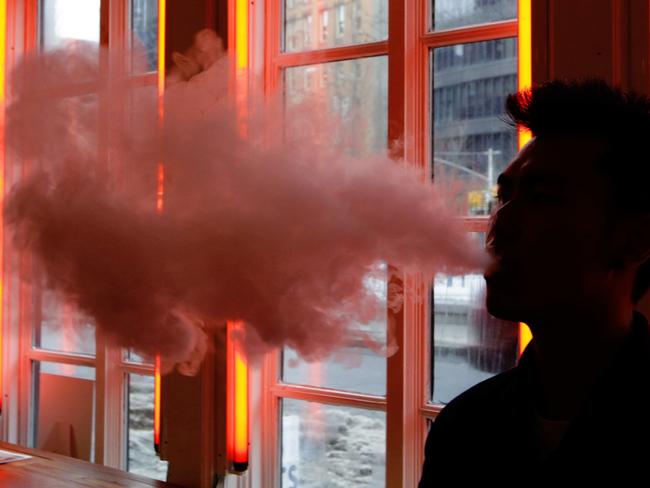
(261, 1), (521, 487)
(2, 0), (162, 473)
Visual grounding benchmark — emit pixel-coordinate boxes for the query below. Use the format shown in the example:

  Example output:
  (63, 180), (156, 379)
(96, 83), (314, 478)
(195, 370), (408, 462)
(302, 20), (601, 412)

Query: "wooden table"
(0, 441), (181, 487)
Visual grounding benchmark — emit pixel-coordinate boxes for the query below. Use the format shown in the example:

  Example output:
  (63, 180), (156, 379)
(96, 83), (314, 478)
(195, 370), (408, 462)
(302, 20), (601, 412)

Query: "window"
(4, 1), (167, 482)
(338, 5), (345, 37)
(265, 0), (525, 486)
(40, 0), (101, 50)
(284, 0), (387, 52)
(320, 10), (329, 43)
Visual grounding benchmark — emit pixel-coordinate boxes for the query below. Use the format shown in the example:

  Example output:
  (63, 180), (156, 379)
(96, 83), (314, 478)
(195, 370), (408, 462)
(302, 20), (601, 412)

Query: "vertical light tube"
(225, 2), (250, 472)
(154, 355), (162, 449)
(153, 0), (166, 451)
(156, 0), (166, 213)
(235, 0), (249, 139)
(0, 0), (7, 414)
(517, 0), (532, 148)
(227, 321), (249, 472)
(517, 0), (533, 356)
(235, 0), (248, 70)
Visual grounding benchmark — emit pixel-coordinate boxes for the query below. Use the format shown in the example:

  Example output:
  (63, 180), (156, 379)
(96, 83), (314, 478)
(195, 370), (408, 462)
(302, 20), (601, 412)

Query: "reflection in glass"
(431, 234), (518, 404)
(127, 374), (169, 481)
(131, 0), (159, 72)
(281, 399), (386, 487)
(284, 0), (388, 53)
(41, 0), (101, 50)
(432, 38), (518, 215)
(285, 56), (388, 155)
(34, 289), (96, 356)
(432, 0), (516, 31)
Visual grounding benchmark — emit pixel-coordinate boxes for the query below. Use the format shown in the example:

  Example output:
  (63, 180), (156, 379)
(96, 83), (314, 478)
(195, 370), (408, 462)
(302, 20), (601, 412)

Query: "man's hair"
(505, 79), (650, 303)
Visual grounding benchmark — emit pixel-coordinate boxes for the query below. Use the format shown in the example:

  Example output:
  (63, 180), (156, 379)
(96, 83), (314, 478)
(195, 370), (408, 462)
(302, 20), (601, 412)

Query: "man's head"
(485, 80), (650, 326)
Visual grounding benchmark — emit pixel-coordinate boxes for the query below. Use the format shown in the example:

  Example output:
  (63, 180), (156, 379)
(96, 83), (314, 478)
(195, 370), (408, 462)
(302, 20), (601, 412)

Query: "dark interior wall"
(165, 0), (228, 72)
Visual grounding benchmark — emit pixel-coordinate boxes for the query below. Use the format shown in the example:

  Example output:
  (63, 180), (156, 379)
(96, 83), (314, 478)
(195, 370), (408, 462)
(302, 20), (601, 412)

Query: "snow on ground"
(282, 399), (386, 488)
(127, 374), (169, 481)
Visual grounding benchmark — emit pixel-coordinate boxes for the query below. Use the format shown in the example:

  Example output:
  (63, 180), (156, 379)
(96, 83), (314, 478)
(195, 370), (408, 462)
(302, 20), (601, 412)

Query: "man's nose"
(486, 200), (520, 249)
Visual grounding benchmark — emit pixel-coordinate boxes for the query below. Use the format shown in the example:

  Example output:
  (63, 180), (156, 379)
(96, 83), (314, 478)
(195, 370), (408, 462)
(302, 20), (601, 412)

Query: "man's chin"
(485, 288), (526, 323)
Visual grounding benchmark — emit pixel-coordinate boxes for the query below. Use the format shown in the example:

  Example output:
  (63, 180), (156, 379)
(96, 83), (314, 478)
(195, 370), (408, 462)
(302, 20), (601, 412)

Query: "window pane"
(125, 349), (153, 365)
(432, 0), (517, 31)
(131, 0), (159, 73)
(127, 374), (169, 481)
(41, 0), (101, 50)
(34, 288), (96, 356)
(285, 56), (388, 155)
(432, 39), (518, 215)
(284, 1), (388, 53)
(282, 58), (388, 395)
(431, 235), (518, 404)
(32, 361), (95, 461)
(282, 264), (387, 396)
(282, 339), (386, 396)
(281, 399), (386, 487)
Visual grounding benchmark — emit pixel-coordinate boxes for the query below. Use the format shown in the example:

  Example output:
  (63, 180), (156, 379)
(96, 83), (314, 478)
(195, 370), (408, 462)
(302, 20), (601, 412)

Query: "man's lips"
(484, 254), (519, 282)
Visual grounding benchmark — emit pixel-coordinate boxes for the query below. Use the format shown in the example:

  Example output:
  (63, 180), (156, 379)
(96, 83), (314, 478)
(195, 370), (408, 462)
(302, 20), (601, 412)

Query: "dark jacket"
(419, 312), (650, 485)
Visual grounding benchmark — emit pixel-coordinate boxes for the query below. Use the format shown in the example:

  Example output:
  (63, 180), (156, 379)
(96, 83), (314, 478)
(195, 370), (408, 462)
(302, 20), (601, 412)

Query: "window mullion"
(272, 383), (386, 410)
(421, 19), (517, 48)
(276, 40), (388, 68)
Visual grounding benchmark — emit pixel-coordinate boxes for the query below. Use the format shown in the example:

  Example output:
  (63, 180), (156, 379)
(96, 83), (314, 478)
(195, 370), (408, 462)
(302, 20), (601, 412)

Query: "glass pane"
(281, 399), (386, 487)
(32, 361), (96, 461)
(127, 374), (169, 481)
(431, 235), (519, 404)
(34, 288), (96, 356)
(131, 0), (159, 73)
(285, 56), (388, 155)
(41, 0), (101, 50)
(282, 58), (388, 395)
(282, 264), (387, 396)
(125, 349), (153, 365)
(432, 39), (518, 215)
(284, 0), (388, 53)
(432, 0), (517, 31)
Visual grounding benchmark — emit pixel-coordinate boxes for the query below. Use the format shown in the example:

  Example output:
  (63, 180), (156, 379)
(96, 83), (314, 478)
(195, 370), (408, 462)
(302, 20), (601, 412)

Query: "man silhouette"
(420, 80), (650, 484)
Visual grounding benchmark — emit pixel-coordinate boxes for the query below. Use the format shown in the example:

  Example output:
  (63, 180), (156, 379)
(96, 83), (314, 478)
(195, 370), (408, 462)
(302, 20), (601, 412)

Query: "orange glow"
(227, 321), (249, 471)
(154, 355), (162, 448)
(0, 0), (7, 413)
(517, 0), (532, 148)
(235, 0), (248, 70)
(519, 322), (533, 355)
(517, 0), (533, 356)
(156, 163), (165, 212)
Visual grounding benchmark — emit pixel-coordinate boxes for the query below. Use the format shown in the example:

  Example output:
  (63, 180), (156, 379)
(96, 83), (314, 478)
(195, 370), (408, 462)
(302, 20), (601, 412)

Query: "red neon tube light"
(517, 0), (533, 356)
(227, 321), (249, 472)
(153, 0), (166, 452)
(0, 0), (7, 414)
(226, 4), (249, 472)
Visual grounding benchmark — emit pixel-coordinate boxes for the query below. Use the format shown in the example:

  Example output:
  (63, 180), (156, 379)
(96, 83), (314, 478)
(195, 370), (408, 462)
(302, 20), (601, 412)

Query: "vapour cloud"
(5, 39), (489, 371)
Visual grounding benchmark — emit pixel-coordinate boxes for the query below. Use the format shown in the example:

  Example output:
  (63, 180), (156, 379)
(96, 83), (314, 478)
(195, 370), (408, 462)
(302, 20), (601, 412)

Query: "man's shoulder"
(422, 367), (521, 464)
(435, 367), (518, 425)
